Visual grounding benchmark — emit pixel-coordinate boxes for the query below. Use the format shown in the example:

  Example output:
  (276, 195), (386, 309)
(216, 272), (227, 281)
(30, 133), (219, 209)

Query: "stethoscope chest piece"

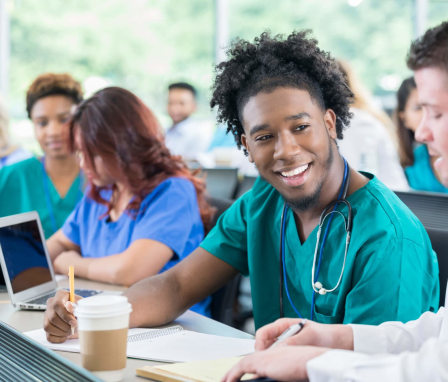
(314, 281), (327, 295)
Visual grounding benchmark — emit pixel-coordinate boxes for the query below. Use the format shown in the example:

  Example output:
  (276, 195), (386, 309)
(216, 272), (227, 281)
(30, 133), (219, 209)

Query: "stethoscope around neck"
(279, 158), (353, 320)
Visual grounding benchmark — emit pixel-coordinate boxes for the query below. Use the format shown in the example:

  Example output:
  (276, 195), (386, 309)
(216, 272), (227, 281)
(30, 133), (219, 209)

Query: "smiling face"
(240, 87), (338, 211)
(30, 95), (75, 160)
(414, 67), (448, 187)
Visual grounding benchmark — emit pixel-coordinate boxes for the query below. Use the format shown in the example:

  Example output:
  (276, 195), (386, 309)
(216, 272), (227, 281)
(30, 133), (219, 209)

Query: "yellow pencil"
(68, 265), (75, 303)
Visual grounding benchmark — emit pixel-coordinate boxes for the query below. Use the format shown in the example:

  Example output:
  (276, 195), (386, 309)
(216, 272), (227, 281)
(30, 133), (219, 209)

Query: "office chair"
(394, 191), (448, 306)
(210, 274), (242, 327)
(206, 196), (242, 326)
(234, 175), (257, 199)
(201, 167), (239, 200)
(394, 190), (448, 230)
(426, 228), (448, 307)
(207, 196), (233, 227)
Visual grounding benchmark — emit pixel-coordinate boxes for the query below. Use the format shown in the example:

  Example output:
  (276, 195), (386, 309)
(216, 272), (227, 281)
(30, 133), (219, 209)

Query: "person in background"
(337, 60), (409, 190)
(395, 77), (421, 168)
(0, 73), (84, 238)
(44, 31), (438, 345)
(201, 124), (258, 176)
(165, 82), (213, 162)
(223, 20), (448, 382)
(0, 96), (32, 169)
(47, 86), (212, 316)
(396, 77), (448, 193)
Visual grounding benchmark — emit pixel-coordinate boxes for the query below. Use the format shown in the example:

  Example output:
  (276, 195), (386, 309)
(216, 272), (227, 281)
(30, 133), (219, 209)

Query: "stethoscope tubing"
(311, 200), (352, 294)
(279, 158), (352, 320)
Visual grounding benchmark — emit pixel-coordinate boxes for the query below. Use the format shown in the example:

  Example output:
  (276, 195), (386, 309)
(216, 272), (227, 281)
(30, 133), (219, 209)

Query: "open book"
(24, 325), (255, 363)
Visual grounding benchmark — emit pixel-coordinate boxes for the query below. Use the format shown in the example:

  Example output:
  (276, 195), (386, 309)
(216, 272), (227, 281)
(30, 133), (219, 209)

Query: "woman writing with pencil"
(46, 86), (214, 316)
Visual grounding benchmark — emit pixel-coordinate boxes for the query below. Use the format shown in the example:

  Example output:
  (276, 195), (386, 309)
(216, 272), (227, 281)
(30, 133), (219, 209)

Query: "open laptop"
(0, 211), (102, 310)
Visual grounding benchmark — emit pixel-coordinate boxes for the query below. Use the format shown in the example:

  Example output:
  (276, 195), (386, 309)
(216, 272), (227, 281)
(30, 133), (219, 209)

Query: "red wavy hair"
(70, 86), (215, 231)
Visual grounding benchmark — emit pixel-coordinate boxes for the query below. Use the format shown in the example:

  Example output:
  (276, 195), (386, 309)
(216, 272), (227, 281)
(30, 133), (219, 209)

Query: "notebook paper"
(24, 326), (255, 363)
(136, 357), (255, 382)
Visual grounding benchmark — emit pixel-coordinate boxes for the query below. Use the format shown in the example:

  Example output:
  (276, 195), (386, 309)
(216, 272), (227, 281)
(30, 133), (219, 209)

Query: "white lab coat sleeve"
(351, 308), (445, 354)
(306, 338), (448, 382)
(306, 307), (448, 382)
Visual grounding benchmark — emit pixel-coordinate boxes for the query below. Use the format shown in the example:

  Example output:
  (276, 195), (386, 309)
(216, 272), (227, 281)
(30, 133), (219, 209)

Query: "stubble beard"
(284, 140), (335, 212)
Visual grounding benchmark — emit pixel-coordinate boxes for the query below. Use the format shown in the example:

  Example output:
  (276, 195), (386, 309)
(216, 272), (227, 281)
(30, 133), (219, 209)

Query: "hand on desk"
(222, 318), (355, 382)
(44, 290), (82, 343)
(222, 345), (328, 382)
(254, 318), (354, 351)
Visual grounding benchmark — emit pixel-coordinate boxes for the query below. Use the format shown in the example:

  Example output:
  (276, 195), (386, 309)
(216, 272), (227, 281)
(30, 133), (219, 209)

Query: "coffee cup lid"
(75, 295), (132, 318)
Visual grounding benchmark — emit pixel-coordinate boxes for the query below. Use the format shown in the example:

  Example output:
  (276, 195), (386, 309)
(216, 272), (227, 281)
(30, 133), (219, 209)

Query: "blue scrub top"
(62, 177), (210, 316)
(405, 145), (448, 193)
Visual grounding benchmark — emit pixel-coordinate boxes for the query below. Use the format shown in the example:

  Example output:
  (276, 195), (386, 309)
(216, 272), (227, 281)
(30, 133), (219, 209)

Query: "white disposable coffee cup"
(75, 295), (132, 382)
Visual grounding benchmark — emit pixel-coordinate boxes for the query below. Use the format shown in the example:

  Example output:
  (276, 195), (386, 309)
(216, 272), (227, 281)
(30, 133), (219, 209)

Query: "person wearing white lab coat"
(307, 306), (448, 381)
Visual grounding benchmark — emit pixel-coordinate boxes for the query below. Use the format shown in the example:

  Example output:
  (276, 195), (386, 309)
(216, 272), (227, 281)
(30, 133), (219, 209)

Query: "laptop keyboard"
(27, 289), (101, 306)
(27, 292), (56, 306)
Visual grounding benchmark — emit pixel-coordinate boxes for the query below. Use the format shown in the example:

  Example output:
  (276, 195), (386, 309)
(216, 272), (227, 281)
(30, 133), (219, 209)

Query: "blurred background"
(1, 0), (447, 154)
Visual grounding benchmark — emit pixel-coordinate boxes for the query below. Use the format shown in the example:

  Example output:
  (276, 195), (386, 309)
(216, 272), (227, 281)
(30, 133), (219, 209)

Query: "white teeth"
(281, 164), (309, 177)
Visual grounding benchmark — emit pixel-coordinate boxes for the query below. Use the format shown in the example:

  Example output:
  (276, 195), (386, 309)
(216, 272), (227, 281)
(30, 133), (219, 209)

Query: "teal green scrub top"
(405, 145), (448, 193)
(201, 174), (439, 329)
(0, 157), (83, 238)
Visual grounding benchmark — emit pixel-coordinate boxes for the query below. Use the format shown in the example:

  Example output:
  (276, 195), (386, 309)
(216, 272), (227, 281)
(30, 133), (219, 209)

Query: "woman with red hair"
(47, 86), (214, 316)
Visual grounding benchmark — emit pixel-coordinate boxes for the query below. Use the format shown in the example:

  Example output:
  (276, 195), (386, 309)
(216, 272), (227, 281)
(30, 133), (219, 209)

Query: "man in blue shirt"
(165, 82), (212, 160)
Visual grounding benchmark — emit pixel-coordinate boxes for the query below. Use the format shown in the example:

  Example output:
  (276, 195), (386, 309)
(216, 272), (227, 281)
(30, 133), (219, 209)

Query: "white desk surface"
(0, 277), (253, 381)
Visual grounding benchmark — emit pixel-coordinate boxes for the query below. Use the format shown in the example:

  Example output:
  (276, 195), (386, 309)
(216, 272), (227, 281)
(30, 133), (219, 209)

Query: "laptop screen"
(0, 220), (52, 293)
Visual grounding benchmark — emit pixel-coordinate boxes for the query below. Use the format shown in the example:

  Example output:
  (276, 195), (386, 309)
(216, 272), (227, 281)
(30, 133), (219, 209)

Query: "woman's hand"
(222, 345), (329, 382)
(43, 290), (82, 343)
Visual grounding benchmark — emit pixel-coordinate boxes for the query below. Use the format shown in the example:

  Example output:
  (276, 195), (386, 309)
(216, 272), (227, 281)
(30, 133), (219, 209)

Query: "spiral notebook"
(24, 325), (255, 363)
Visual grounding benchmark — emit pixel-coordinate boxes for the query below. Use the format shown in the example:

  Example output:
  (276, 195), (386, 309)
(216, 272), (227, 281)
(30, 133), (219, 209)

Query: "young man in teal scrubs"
(223, 21), (448, 382)
(44, 31), (438, 343)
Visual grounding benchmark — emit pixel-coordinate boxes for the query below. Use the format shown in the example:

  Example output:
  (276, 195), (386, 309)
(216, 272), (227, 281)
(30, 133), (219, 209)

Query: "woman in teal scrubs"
(0, 73), (84, 238)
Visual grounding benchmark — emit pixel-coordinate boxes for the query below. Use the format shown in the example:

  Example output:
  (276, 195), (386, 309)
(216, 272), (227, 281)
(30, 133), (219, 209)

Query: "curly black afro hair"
(211, 31), (353, 150)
